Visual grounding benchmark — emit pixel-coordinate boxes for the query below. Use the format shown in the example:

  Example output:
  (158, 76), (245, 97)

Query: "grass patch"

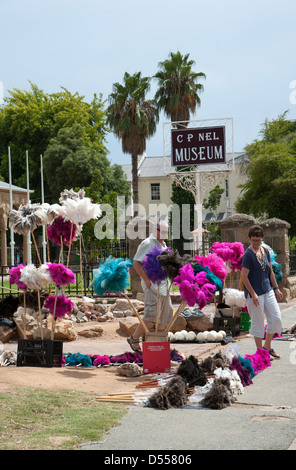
(0, 387), (128, 450)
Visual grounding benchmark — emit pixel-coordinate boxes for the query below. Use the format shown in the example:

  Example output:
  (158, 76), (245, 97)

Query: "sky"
(1, 0), (296, 167)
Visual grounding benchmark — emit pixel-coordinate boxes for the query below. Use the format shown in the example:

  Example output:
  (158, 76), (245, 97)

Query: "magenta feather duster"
(174, 264), (216, 308)
(9, 264), (28, 291)
(46, 263), (75, 286)
(47, 216), (77, 246)
(194, 253), (228, 281)
(44, 294), (74, 319)
(244, 348), (271, 374)
(210, 241), (244, 272)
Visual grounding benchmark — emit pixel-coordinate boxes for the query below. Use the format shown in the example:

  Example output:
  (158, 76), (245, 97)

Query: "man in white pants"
(127, 221), (173, 352)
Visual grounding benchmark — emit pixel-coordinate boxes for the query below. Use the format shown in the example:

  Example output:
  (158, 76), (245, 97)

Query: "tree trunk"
(131, 152), (139, 215)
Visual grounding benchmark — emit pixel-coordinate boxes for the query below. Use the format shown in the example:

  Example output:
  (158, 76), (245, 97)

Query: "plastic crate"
(213, 316), (240, 337)
(240, 312), (251, 332)
(17, 339), (63, 367)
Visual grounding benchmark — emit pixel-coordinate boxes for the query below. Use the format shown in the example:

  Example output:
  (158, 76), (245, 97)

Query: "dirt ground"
(0, 318), (222, 396)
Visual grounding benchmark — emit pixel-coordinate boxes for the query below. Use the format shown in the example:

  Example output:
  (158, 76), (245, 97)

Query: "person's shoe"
(127, 335), (141, 352)
(269, 348), (280, 359)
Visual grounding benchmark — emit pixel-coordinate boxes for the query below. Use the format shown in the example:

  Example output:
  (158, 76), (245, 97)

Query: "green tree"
(203, 184), (225, 218)
(43, 124), (129, 201)
(235, 111), (296, 234)
(154, 51), (206, 126)
(107, 71), (159, 207)
(0, 83), (109, 203)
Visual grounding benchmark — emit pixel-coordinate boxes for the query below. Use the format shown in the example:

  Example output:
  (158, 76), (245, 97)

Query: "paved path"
(80, 304), (296, 451)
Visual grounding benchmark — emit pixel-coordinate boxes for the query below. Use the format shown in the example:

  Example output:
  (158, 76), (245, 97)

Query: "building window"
(150, 183), (160, 201)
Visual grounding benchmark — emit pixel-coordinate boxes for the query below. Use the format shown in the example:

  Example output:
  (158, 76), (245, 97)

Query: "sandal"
(127, 335), (141, 352)
(269, 348), (280, 359)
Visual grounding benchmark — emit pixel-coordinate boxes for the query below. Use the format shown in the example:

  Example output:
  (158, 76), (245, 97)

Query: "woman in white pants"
(241, 225), (283, 359)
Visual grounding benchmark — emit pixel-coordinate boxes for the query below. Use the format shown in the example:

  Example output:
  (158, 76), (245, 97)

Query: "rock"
(78, 325), (103, 338)
(117, 363), (142, 377)
(47, 317), (77, 341)
(118, 317), (140, 336)
(169, 315), (187, 333)
(33, 326), (52, 340)
(186, 312), (213, 332)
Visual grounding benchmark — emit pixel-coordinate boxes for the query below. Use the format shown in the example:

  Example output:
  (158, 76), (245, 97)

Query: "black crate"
(213, 316), (240, 337)
(17, 339), (63, 367)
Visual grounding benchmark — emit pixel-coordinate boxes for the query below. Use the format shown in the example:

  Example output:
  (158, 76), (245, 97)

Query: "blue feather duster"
(90, 256), (133, 295)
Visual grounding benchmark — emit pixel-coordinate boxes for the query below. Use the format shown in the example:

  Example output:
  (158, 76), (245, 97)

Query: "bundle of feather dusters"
(223, 288), (246, 308)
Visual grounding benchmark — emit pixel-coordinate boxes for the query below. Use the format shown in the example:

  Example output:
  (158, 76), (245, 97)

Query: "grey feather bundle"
(9, 203), (48, 234)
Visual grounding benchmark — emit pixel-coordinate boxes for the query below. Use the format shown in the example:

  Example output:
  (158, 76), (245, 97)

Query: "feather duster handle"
(9, 264), (28, 291)
(47, 216), (77, 246)
(61, 197), (101, 226)
(90, 256), (133, 296)
(44, 294), (74, 319)
(142, 245), (168, 285)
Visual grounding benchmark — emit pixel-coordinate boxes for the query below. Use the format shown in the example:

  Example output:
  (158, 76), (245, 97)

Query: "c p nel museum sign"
(171, 126), (226, 166)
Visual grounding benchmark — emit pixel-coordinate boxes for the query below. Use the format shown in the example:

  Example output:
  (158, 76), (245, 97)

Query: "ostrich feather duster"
(148, 376), (188, 410)
(201, 377), (235, 409)
(174, 264), (216, 308)
(262, 242), (283, 285)
(19, 264), (51, 290)
(44, 293), (74, 319)
(9, 264), (28, 291)
(91, 256), (133, 295)
(228, 356), (253, 386)
(214, 367), (244, 395)
(46, 263), (76, 287)
(244, 348), (271, 375)
(42, 203), (66, 225)
(61, 196), (101, 225)
(223, 288), (246, 308)
(47, 216), (77, 246)
(9, 203), (48, 234)
(157, 248), (183, 280)
(142, 245), (168, 284)
(195, 253), (228, 281)
(210, 241), (244, 272)
(193, 263), (223, 291)
(59, 188), (85, 203)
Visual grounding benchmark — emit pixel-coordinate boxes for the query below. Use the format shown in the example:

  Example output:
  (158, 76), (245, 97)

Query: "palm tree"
(154, 51), (206, 127)
(107, 72), (159, 208)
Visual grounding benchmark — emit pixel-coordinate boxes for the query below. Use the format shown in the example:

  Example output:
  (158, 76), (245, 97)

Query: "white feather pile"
(61, 197), (101, 226)
(19, 264), (51, 290)
(223, 288), (246, 308)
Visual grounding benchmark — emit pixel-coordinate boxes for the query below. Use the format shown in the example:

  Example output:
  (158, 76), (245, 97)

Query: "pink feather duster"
(46, 263), (76, 286)
(47, 216), (77, 247)
(9, 264), (28, 291)
(44, 294), (74, 319)
(174, 264), (216, 308)
(195, 253), (228, 281)
(244, 348), (271, 374)
(210, 241), (244, 272)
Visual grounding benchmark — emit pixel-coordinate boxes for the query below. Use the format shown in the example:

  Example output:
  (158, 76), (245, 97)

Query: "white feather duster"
(19, 264), (51, 290)
(61, 197), (101, 226)
(42, 203), (66, 225)
(223, 288), (246, 308)
(214, 367), (244, 395)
